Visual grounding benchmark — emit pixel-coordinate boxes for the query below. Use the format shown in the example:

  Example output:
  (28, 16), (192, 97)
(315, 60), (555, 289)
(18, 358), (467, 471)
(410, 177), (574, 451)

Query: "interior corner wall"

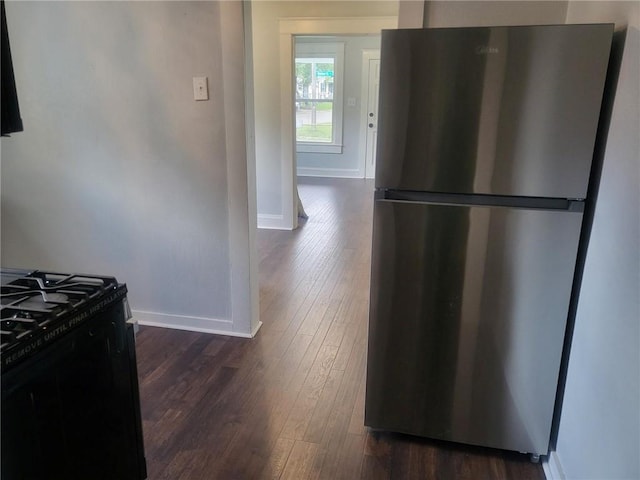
(550, 4), (640, 480)
(250, 1), (398, 230)
(219, 0), (261, 337)
(1, 1), (253, 336)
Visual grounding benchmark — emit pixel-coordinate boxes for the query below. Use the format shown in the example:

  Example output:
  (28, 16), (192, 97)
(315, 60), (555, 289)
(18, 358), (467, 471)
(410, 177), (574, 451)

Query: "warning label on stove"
(1, 287), (128, 370)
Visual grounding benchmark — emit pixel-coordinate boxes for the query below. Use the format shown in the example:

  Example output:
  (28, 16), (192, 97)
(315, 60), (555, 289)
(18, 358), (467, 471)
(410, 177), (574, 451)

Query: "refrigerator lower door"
(365, 199), (583, 455)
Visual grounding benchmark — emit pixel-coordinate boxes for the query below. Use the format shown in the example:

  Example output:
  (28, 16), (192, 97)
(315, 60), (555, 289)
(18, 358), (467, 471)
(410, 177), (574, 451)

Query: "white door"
(364, 56), (380, 179)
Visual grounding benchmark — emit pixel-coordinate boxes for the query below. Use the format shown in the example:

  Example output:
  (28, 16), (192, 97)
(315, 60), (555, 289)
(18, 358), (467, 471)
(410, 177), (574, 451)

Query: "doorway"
(293, 36), (380, 181)
(361, 50), (380, 179)
(254, 16), (395, 231)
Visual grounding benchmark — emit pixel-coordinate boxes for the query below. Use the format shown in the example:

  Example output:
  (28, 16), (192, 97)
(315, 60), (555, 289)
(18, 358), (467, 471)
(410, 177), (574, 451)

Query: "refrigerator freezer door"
(365, 200), (583, 455)
(375, 24), (612, 199)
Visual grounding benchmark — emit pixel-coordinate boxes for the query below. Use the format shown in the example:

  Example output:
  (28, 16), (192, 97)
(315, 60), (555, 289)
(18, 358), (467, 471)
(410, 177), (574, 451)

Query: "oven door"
(1, 301), (147, 480)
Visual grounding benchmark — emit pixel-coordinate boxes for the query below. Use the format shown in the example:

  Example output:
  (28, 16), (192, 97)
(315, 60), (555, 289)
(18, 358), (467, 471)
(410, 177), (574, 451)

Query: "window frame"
(294, 41), (345, 154)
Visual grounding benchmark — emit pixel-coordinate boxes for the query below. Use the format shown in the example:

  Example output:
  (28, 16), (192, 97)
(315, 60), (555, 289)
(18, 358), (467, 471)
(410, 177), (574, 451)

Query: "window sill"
(296, 143), (343, 154)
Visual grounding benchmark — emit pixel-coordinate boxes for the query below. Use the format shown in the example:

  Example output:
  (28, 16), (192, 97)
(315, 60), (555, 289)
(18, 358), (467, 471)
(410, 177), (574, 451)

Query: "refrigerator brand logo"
(475, 46), (499, 55)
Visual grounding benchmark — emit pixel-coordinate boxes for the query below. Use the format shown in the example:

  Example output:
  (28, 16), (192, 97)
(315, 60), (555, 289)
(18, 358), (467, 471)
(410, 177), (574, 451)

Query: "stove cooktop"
(0, 269), (128, 369)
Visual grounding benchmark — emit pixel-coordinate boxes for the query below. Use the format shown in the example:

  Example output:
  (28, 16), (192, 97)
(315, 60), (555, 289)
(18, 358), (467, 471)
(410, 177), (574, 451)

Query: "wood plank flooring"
(136, 177), (545, 479)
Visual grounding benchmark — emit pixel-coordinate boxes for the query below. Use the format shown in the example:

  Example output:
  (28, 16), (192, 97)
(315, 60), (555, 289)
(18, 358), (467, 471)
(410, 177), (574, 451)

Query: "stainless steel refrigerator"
(365, 24), (613, 459)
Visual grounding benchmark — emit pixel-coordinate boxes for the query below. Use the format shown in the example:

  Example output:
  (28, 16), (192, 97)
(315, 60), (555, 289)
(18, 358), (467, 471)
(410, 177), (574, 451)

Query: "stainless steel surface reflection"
(374, 25), (613, 199)
(365, 200), (583, 455)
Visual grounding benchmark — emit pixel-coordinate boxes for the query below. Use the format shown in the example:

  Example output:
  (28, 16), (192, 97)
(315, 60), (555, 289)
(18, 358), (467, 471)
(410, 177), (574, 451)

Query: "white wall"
(397, 0), (425, 28)
(422, 1), (568, 27)
(250, 1), (398, 229)
(296, 35), (381, 178)
(550, 4), (640, 479)
(1, 1), (259, 337)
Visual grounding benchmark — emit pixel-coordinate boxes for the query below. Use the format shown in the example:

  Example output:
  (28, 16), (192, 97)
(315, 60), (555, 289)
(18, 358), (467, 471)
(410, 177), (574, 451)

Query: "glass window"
(294, 41), (344, 154)
(296, 57), (335, 143)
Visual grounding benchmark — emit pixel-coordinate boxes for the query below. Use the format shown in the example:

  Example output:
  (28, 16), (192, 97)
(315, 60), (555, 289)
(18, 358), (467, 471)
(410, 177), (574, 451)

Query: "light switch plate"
(193, 76), (209, 101)
(347, 97), (357, 107)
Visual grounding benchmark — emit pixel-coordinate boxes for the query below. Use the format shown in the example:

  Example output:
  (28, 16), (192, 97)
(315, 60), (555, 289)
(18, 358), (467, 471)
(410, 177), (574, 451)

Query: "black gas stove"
(1, 268), (147, 479)
(1, 269), (127, 368)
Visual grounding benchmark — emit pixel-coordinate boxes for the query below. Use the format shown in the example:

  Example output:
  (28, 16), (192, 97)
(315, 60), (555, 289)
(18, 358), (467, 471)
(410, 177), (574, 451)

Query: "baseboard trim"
(133, 310), (255, 338)
(251, 320), (263, 337)
(257, 213), (291, 230)
(543, 451), (566, 480)
(297, 167), (362, 179)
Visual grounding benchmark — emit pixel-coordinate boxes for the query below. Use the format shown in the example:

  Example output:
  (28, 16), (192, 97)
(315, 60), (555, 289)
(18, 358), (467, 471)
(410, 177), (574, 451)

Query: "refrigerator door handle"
(376, 189), (584, 212)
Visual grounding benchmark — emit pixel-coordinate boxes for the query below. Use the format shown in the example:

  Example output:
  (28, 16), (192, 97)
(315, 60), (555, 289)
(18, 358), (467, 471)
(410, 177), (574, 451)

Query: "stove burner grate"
(0, 270), (122, 357)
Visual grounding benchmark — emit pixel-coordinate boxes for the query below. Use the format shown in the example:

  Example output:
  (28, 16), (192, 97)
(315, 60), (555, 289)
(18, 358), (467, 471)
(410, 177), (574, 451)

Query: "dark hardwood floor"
(136, 177), (545, 479)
